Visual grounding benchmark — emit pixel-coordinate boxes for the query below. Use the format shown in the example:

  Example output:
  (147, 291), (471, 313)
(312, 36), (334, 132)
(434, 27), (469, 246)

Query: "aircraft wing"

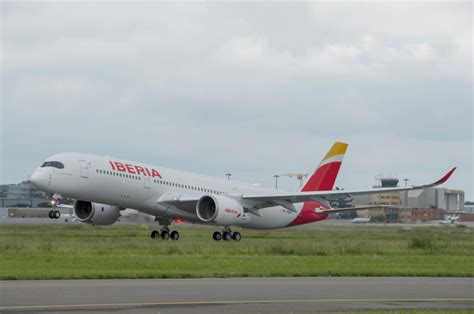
(241, 167), (456, 205)
(155, 193), (201, 214)
(155, 168), (455, 214)
(157, 194), (200, 205)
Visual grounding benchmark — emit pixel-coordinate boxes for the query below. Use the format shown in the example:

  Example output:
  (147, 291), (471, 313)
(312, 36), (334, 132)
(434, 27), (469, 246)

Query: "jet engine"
(73, 200), (121, 225)
(196, 195), (247, 225)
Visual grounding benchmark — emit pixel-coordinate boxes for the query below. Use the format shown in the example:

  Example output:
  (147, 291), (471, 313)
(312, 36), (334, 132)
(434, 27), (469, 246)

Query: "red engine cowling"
(73, 200), (121, 225)
(196, 195), (246, 225)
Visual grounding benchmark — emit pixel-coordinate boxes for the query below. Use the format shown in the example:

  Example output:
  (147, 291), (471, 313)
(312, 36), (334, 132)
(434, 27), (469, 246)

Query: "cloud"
(216, 33), (467, 80)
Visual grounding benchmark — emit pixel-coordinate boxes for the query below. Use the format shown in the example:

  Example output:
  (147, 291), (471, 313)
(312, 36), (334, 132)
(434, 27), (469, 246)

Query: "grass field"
(0, 223), (473, 280)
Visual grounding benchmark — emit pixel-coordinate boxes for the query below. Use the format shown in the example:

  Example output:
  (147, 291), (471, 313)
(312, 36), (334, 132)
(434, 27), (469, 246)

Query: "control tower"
(372, 175), (401, 222)
(374, 175), (399, 188)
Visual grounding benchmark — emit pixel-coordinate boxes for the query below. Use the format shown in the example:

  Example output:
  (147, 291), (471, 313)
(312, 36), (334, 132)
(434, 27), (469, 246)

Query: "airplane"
(352, 217), (371, 224)
(58, 213), (76, 223)
(439, 214), (465, 227)
(28, 142), (456, 241)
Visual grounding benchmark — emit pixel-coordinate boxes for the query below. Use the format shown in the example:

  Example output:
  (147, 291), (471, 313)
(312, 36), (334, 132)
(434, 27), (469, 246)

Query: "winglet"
(433, 167), (456, 185)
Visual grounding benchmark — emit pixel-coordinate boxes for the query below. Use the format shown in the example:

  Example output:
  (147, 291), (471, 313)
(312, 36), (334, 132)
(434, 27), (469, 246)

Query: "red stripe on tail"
(300, 161), (343, 192)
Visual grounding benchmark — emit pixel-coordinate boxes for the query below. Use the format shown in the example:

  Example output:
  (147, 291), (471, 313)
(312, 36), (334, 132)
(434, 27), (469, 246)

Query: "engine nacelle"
(73, 200), (121, 225)
(196, 195), (246, 225)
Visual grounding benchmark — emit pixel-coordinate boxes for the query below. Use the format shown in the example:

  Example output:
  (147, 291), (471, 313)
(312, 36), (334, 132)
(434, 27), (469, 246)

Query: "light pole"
(225, 173), (232, 180)
(273, 175), (280, 189)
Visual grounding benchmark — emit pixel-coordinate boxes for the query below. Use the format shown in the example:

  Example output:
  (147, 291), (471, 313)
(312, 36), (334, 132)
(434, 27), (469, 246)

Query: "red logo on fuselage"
(225, 208), (240, 216)
(109, 161), (162, 178)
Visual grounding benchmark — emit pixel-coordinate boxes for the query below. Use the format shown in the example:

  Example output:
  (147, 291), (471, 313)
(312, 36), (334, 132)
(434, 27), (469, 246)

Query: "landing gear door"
(79, 160), (89, 179)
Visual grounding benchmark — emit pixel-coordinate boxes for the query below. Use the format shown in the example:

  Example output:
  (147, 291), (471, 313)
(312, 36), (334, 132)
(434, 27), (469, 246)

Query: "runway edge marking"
(1, 298), (473, 311)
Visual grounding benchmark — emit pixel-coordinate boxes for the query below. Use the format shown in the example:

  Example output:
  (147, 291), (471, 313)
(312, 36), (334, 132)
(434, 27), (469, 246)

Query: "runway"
(1, 277), (472, 313)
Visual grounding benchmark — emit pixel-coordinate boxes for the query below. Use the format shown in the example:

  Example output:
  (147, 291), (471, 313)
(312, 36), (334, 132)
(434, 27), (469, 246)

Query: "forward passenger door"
(79, 160), (89, 179)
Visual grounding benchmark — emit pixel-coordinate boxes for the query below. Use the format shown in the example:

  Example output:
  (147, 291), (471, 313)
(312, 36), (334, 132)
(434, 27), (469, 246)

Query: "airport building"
(401, 188), (465, 211)
(6, 181), (47, 199)
(464, 203), (474, 213)
(0, 181), (49, 207)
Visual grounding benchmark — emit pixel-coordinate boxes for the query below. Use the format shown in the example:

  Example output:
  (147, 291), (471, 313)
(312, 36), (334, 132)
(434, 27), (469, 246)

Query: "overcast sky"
(1, 1), (472, 199)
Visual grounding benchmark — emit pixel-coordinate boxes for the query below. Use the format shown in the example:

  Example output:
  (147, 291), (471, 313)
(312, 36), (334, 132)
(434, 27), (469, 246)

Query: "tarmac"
(0, 277), (472, 313)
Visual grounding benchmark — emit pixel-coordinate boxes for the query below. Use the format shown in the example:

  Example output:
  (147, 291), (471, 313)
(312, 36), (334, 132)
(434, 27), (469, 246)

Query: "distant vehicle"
(352, 217), (371, 224)
(59, 213), (76, 223)
(439, 214), (465, 227)
(29, 142), (456, 241)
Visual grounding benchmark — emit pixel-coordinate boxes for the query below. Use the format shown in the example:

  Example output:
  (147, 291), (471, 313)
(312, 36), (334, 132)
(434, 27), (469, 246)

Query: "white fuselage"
(29, 153), (308, 229)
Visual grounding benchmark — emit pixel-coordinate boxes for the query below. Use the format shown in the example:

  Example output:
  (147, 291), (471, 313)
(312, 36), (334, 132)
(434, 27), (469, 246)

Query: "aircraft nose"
(29, 169), (47, 190)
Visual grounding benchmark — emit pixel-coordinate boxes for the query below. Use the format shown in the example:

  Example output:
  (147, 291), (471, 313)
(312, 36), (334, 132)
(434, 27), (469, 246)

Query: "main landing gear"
(150, 223), (180, 241)
(213, 228), (241, 241)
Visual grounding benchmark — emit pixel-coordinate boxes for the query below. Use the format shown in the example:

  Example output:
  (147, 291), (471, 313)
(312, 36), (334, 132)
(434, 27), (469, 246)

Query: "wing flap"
(315, 205), (389, 214)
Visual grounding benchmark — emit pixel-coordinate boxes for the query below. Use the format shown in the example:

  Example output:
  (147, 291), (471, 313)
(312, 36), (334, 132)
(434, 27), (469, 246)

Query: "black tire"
(170, 231), (180, 241)
(48, 210), (54, 219)
(232, 232), (241, 241)
(161, 231), (170, 240)
(151, 230), (160, 239)
(223, 231), (232, 241)
(213, 231), (222, 241)
(54, 210), (61, 219)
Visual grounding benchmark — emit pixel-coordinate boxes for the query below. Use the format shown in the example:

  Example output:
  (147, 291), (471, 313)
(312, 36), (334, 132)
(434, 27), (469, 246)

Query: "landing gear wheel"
(213, 231), (222, 241)
(150, 230), (160, 239)
(170, 231), (180, 241)
(232, 232), (241, 241)
(48, 210), (54, 219)
(53, 210), (61, 219)
(161, 231), (170, 240)
(223, 231), (232, 241)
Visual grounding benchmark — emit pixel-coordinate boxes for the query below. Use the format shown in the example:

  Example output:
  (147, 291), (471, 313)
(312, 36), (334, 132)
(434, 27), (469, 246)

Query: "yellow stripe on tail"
(323, 142), (348, 161)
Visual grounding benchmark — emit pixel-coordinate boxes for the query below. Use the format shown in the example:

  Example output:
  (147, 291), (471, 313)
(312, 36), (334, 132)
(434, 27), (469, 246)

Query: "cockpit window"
(41, 161), (64, 169)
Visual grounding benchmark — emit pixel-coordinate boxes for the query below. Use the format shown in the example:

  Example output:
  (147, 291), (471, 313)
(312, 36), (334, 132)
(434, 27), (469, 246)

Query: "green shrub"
(409, 238), (434, 250)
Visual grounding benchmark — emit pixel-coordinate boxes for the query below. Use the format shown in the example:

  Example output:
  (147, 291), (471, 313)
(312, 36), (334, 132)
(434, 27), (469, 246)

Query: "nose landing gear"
(213, 228), (241, 241)
(48, 194), (62, 219)
(48, 210), (61, 219)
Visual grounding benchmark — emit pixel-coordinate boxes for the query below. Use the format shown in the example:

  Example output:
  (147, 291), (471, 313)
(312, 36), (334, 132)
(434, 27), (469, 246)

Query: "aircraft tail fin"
(300, 142), (348, 192)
